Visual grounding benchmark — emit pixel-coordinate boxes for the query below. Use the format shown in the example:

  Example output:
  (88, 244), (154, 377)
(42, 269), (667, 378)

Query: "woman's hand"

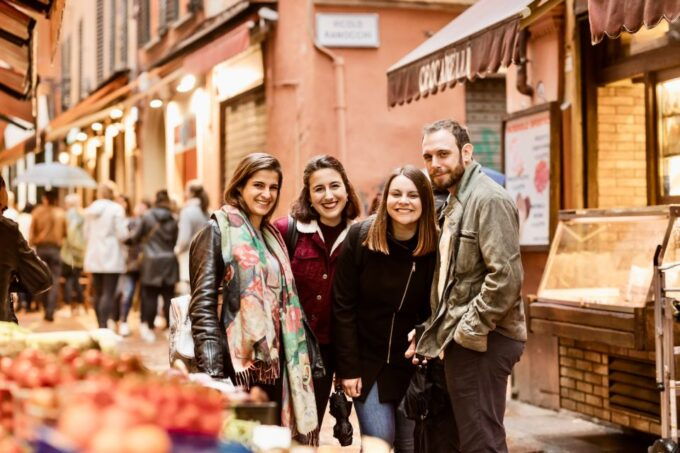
(341, 378), (362, 398)
(405, 329), (428, 366)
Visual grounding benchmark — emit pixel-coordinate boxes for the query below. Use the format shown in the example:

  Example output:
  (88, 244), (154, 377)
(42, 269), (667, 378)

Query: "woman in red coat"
(274, 155), (362, 424)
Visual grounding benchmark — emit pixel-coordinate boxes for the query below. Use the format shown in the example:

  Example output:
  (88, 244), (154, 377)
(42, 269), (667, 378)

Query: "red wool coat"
(273, 217), (350, 345)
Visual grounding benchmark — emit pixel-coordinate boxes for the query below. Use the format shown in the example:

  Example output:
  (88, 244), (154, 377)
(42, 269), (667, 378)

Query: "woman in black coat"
(129, 190), (178, 342)
(333, 166), (437, 453)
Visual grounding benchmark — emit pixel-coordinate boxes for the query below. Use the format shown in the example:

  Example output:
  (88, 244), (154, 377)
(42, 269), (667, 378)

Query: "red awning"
(182, 22), (251, 75)
(588, 0), (680, 44)
(386, 0), (541, 106)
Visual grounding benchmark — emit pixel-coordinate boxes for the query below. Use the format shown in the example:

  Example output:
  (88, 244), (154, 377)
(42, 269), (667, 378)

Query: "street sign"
(315, 13), (379, 48)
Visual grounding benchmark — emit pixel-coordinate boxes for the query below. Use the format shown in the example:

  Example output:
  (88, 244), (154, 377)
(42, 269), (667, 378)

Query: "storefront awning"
(387, 0), (563, 106)
(0, 0), (35, 99)
(588, 0), (680, 44)
(0, 133), (34, 167)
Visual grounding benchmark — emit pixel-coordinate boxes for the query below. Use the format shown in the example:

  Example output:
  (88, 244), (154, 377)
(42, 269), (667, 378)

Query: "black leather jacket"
(1, 217), (52, 322)
(189, 218), (324, 380)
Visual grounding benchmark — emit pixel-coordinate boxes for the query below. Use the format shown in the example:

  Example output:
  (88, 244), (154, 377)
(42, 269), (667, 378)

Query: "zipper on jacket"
(386, 261), (416, 364)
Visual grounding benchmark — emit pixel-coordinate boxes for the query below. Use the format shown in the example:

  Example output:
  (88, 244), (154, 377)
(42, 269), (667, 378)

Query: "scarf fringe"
(293, 427), (320, 446)
(233, 361), (280, 388)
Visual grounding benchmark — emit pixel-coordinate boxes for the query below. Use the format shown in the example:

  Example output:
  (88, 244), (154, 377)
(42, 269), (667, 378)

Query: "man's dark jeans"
(443, 331), (524, 453)
(140, 284), (174, 329)
(35, 244), (61, 320)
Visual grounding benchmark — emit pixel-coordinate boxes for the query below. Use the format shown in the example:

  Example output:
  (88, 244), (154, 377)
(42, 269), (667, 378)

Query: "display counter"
(527, 205), (680, 434)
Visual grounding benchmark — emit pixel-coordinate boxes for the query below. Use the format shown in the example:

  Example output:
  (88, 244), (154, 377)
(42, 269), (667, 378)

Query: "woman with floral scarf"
(189, 153), (323, 444)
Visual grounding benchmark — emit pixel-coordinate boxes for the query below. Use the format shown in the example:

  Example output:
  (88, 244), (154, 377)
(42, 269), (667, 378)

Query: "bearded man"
(414, 119), (526, 452)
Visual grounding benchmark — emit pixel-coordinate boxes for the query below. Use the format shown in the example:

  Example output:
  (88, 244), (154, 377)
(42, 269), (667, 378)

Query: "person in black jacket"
(0, 176), (52, 323)
(129, 190), (179, 342)
(333, 165), (437, 452)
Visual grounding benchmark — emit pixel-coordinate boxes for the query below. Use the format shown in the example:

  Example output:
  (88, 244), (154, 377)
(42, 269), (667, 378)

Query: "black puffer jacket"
(0, 217), (52, 322)
(131, 206), (179, 287)
(188, 218), (325, 380)
(333, 218), (435, 403)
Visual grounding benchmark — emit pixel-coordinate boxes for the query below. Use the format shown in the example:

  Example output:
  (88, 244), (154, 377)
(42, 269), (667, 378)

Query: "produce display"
(0, 322), (293, 452)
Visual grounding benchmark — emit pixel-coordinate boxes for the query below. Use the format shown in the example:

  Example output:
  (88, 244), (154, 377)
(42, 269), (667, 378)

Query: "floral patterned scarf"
(213, 205), (318, 443)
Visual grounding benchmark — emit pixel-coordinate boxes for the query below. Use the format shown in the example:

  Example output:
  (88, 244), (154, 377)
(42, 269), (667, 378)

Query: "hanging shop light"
(58, 151), (70, 164)
(70, 143), (83, 156)
(91, 122), (103, 132)
(149, 98), (164, 109)
(106, 124), (120, 138)
(66, 128), (80, 144)
(76, 132), (88, 142)
(109, 108), (124, 120)
(176, 74), (196, 93)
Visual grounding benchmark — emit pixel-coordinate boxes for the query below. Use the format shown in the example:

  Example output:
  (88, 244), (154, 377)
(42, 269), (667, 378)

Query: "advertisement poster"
(504, 110), (551, 247)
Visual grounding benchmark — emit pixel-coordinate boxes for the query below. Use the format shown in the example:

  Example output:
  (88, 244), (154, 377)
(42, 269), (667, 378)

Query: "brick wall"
(559, 338), (661, 435)
(597, 80), (647, 208)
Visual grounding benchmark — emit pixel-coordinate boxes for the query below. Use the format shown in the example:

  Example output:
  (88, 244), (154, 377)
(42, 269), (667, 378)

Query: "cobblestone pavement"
(17, 307), (657, 452)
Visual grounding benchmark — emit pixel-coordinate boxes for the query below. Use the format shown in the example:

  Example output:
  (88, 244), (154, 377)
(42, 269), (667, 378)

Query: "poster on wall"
(504, 109), (552, 247)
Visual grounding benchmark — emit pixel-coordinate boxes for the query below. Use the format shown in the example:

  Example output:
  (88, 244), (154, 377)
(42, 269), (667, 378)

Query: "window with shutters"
(137, 0), (150, 46)
(60, 36), (71, 110)
(167, 0), (179, 23)
(109, 0), (116, 74)
(78, 20), (84, 99)
(158, 0), (167, 36)
(96, 0), (104, 84)
(119, 0), (128, 67)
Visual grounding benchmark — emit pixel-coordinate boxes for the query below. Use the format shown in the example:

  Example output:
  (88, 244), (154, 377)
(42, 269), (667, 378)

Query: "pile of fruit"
(54, 374), (225, 453)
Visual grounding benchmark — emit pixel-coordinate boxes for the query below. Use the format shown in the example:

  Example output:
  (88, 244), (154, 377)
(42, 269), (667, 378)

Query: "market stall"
(528, 205), (680, 434)
(0, 323), (328, 453)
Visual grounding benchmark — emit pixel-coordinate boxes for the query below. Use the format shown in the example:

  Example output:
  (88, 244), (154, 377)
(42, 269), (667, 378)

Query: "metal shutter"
(222, 88), (267, 189)
(465, 78), (506, 172)
(137, 0), (150, 46)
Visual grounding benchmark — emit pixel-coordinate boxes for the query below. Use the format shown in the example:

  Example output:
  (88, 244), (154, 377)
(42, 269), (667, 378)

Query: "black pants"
(92, 273), (119, 328)
(35, 245), (61, 320)
(443, 331), (524, 453)
(314, 344), (335, 425)
(140, 284), (174, 329)
(62, 264), (84, 304)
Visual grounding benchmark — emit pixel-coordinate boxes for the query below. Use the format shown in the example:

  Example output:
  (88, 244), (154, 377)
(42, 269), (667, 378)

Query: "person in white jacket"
(84, 181), (128, 328)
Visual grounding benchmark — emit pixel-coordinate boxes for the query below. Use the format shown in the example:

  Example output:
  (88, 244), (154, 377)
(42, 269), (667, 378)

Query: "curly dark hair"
(290, 155), (361, 223)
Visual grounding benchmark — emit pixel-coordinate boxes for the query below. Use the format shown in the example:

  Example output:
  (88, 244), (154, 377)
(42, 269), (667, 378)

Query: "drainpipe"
(516, 28), (534, 97)
(307, 0), (347, 163)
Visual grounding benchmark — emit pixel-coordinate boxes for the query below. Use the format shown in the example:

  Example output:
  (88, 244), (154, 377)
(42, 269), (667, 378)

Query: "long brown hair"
(223, 153), (283, 226)
(364, 165), (437, 257)
(291, 155), (361, 223)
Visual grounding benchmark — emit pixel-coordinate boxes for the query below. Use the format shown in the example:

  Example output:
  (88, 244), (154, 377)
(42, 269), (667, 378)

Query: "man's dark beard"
(430, 156), (465, 191)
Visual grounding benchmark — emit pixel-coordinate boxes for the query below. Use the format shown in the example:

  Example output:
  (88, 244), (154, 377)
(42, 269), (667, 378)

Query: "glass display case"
(530, 206), (680, 348)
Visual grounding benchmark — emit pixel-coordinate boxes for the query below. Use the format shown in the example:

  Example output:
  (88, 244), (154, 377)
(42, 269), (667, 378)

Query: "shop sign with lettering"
(418, 46), (471, 95)
(316, 13), (379, 48)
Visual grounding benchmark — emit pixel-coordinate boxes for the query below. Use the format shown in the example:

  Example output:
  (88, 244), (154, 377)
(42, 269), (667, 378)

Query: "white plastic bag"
(169, 294), (196, 370)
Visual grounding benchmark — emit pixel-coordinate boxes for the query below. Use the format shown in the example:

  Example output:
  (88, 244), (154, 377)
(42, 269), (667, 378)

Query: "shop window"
(602, 22), (674, 65)
(657, 76), (680, 198)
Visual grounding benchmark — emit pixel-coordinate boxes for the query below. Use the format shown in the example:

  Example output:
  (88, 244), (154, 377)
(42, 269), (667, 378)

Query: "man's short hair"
(423, 119), (471, 150)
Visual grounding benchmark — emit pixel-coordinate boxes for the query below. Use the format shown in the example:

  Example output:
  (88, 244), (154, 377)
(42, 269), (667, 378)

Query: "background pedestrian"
(175, 180), (210, 295)
(60, 193), (86, 316)
(30, 188), (66, 321)
(84, 181), (127, 329)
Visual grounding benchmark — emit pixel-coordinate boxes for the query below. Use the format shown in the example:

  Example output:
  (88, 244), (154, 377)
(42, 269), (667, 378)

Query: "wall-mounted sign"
(504, 104), (559, 248)
(316, 13), (379, 48)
